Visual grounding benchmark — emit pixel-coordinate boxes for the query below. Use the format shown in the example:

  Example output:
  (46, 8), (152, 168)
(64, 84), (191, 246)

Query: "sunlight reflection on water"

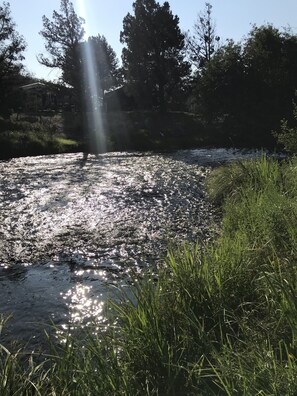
(0, 148), (264, 346)
(63, 283), (104, 324)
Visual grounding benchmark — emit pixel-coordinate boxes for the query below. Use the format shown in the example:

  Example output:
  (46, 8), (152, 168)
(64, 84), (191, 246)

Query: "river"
(0, 148), (260, 348)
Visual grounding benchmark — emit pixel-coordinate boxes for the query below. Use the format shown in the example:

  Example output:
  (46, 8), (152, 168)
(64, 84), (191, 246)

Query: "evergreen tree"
(197, 40), (244, 125)
(0, 1), (26, 116)
(186, 2), (220, 70)
(79, 35), (120, 94)
(38, 0), (85, 95)
(194, 24), (297, 147)
(120, 0), (190, 111)
(39, 1), (119, 110)
(73, 35), (120, 114)
(243, 25), (297, 133)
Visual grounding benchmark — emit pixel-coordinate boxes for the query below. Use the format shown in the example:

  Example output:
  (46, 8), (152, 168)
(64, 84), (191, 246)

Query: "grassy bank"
(0, 116), (79, 159)
(0, 111), (242, 160)
(1, 156), (297, 395)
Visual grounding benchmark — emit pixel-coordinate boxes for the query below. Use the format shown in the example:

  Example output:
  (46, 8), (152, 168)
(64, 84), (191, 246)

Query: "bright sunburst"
(75, 0), (107, 155)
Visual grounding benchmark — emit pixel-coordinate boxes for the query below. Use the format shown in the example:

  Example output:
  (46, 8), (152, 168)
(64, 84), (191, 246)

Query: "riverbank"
(1, 155), (296, 395)
(0, 111), (274, 160)
(0, 116), (79, 159)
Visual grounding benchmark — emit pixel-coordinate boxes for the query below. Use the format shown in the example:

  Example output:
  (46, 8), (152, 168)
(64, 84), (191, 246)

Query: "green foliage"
(275, 101), (297, 153)
(120, 0), (190, 111)
(208, 155), (297, 261)
(207, 155), (282, 204)
(105, 110), (208, 151)
(39, 0), (83, 111)
(38, 0), (85, 73)
(79, 35), (120, 94)
(277, 119), (297, 153)
(193, 24), (297, 147)
(38, 0), (85, 114)
(0, 2), (26, 117)
(0, 111), (211, 158)
(0, 130), (75, 158)
(39, 0), (120, 145)
(186, 2), (220, 70)
(196, 40), (245, 130)
(73, 35), (121, 118)
(0, 315), (49, 396)
(0, 117), (79, 159)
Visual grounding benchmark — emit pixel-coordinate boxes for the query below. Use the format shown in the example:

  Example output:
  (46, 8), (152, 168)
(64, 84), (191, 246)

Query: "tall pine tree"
(38, 0), (85, 105)
(120, 0), (190, 111)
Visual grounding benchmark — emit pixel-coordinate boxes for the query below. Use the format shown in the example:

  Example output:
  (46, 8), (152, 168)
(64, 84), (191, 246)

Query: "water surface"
(0, 149), (258, 346)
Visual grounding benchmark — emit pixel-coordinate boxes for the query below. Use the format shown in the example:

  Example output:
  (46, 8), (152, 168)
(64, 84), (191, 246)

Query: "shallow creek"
(0, 148), (259, 347)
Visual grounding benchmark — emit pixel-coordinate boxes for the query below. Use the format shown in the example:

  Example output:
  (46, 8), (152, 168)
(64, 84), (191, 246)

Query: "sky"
(7, 0), (297, 81)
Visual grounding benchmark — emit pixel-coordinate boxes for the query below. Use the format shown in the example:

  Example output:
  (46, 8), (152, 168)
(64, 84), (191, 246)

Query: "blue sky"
(7, 0), (297, 81)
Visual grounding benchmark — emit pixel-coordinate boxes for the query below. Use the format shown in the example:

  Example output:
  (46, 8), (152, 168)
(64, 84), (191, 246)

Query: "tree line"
(1, 0), (297, 148)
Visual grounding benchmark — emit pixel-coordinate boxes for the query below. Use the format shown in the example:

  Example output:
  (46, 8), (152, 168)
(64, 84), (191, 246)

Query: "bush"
(0, 130), (80, 159)
(274, 100), (297, 153)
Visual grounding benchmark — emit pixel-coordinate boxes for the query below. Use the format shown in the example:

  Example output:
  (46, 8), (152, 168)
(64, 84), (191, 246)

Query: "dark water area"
(0, 148), (261, 348)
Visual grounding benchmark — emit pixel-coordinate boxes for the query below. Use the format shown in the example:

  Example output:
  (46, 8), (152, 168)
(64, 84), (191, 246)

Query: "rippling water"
(0, 148), (259, 346)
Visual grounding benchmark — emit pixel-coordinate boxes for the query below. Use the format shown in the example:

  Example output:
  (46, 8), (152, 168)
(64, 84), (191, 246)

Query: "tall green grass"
(0, 130), (79, 159)
(0, 117), (79, 159)
(1, 155), (297, 395)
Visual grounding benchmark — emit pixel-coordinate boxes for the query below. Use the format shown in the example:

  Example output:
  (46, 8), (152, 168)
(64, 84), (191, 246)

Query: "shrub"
(274, 100), (297, 153)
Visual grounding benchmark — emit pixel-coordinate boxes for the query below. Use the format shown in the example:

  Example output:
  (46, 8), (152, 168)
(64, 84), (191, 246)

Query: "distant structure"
(18, 82), (136, 114)
(19, 82), (74, 113)
(103, 86), (135, 112)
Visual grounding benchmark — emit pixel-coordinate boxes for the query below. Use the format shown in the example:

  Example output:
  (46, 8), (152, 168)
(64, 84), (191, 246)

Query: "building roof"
(20, 82), (46, 91)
